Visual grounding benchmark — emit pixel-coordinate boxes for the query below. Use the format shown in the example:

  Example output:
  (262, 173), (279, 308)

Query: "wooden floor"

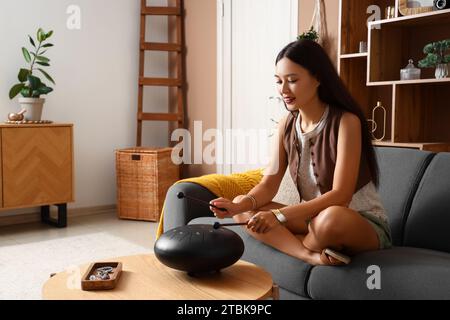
(0, 212), (158, 299)
(0, 211), (157, 248)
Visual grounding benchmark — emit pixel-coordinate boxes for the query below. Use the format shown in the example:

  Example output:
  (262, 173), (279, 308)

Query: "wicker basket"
(115, 147), (180, 221)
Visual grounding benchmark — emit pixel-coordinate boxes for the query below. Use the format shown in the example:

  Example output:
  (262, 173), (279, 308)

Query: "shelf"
(367, 78), (450, 86)
(340, 0), (450, 153)
(373, 141), (450, 152)
(369, 8), (450, 28)
(339, 0), (396, 55)
(340, 53), (368, 59)
(368, 9), (450, 83)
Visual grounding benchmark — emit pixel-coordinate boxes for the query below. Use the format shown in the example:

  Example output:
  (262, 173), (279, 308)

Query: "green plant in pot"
(9, 28), (55, 121)
(418, 39), (450, 79)
(297, 27), (319, 42)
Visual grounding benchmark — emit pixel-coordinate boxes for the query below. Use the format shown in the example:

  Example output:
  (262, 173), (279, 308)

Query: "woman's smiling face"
(275, 57), (320, 111)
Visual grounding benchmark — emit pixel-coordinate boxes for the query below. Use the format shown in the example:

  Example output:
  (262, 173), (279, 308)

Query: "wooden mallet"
(177, 192), (228, 211)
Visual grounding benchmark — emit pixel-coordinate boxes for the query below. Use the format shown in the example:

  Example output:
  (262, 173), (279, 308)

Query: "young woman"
(209, 40), (392, 266)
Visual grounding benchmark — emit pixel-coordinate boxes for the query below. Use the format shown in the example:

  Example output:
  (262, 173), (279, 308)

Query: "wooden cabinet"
(338, 0), (450, 152)
(0, 124), (74, 227)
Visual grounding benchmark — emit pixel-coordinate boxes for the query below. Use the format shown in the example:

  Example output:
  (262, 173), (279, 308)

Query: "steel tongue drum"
(154, 192), (245, 276)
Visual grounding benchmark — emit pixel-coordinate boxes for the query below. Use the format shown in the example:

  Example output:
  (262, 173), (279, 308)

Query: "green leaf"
(46, 30), (54, 39)
(9, 83), (25, 99)
(38, 86), (53, 95)
(27, 75), (42, 90)
(37, 68), (55, 84)
(418, 60), (428, 68)
(18, 68), (30, 82)
(36, 56), (50, 63)
(32, 90), (41, 98)
(429, 54), (438, 65)
(29, 35), (36, 48)
(37, 28), (45, 42)
(36, 61), (50, 67)
(21, 87), (31, 97)
(298, 26), (319, 42)
(424, 43), (435, 54)
(22, 47), (31, 63)
(30, 52), (39, 61)
(419, 53), (440, 68)
(42, 43), (54, 48)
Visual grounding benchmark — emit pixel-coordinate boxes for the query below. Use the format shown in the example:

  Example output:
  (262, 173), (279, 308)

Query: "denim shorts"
(359, 211), (393, 249)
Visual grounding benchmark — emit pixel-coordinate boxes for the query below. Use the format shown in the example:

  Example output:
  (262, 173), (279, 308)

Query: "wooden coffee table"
(42, 254), (279, 300)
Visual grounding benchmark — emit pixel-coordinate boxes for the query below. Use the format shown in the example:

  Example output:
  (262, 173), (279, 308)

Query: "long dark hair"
(276, 39), (379, 187)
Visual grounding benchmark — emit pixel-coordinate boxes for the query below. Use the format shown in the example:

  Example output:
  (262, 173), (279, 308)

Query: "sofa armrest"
(163, 182), (218, 231)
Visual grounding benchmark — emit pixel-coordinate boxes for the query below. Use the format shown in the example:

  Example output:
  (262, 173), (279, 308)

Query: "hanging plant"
(298, 27), (319, 42)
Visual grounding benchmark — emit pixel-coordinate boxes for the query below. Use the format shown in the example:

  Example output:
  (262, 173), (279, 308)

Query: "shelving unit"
(338, 0), (450, 152)
(340, 53), (368, 59)
(367, 78), (450, 86)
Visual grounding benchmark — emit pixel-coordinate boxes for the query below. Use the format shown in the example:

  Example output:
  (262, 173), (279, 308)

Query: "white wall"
(0, 0), (170, 213)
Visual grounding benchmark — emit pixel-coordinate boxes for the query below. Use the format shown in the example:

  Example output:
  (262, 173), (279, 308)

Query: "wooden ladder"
(137, 0), (186, 147)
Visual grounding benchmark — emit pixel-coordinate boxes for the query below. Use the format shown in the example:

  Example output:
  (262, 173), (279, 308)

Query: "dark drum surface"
(154, 224), (245, 274)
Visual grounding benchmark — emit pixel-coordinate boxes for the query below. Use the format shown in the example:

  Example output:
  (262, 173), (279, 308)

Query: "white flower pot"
(435, 63), (449, 79)
(18, 98), (45, 121)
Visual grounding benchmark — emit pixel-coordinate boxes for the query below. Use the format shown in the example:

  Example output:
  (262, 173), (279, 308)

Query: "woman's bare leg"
(232, 201), (322, 265)
(230, 197), (376, 265)
(303, 206), (379, 255)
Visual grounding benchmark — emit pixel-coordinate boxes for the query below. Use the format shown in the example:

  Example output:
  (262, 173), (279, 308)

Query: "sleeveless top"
(282, 106), (388, 222)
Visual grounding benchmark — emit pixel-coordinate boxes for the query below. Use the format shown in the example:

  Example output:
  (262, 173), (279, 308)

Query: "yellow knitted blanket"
(156, 168), (264, 238)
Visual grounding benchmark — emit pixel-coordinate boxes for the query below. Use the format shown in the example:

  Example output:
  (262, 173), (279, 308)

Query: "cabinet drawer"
(2, 127), (73, 208)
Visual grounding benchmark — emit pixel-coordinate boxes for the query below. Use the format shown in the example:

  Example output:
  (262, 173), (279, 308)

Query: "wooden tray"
(81, 262), (122, 291)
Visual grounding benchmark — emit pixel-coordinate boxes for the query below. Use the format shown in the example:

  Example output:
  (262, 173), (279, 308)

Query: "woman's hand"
(246, 211), (281, 234)
(209, 198), (243, 219)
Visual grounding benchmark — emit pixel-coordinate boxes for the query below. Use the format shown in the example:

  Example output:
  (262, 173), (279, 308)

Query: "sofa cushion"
(307, 247), (450, 300)
(189, 217), (313, 298)
(374, 147), (434, 245)
(404, 153), (450, 253)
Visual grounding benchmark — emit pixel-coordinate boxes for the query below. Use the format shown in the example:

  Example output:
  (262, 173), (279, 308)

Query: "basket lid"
(116, 147), (173, 154)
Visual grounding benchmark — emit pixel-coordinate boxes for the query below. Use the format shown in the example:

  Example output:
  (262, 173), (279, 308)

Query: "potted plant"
(9, 28), (55, 121)
(297, 27), (319, 42)
(418, 39), (450, 79)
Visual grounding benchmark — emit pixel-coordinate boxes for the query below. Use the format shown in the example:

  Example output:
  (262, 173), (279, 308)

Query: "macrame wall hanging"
(310, 0), (329, 51)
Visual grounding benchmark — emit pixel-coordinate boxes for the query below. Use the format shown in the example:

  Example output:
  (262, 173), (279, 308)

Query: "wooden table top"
(42, 254), (274, 300)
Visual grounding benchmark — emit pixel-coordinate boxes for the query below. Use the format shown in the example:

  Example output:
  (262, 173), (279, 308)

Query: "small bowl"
(8, 113), (24, 121)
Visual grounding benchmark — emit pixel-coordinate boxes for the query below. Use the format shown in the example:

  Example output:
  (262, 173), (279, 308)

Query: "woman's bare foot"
(294, 235), (347, 266)
(306, 251), (327, 265)
(301, 250), (346, 266)
(320, 250), (347, 266)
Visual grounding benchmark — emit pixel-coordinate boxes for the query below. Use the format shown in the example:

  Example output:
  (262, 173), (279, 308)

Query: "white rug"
(0, 232), (150, 300)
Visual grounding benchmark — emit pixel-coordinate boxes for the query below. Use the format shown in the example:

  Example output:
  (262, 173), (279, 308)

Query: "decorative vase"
(18, 97), (45, 121)
(435, 63), (449, 79)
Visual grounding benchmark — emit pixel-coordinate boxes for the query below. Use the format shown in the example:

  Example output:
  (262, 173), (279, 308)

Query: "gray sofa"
(162, 147), (450, 300)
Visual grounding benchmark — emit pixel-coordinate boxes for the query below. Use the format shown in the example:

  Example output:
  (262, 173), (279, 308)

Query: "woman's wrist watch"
(270, 209), (287, 225)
